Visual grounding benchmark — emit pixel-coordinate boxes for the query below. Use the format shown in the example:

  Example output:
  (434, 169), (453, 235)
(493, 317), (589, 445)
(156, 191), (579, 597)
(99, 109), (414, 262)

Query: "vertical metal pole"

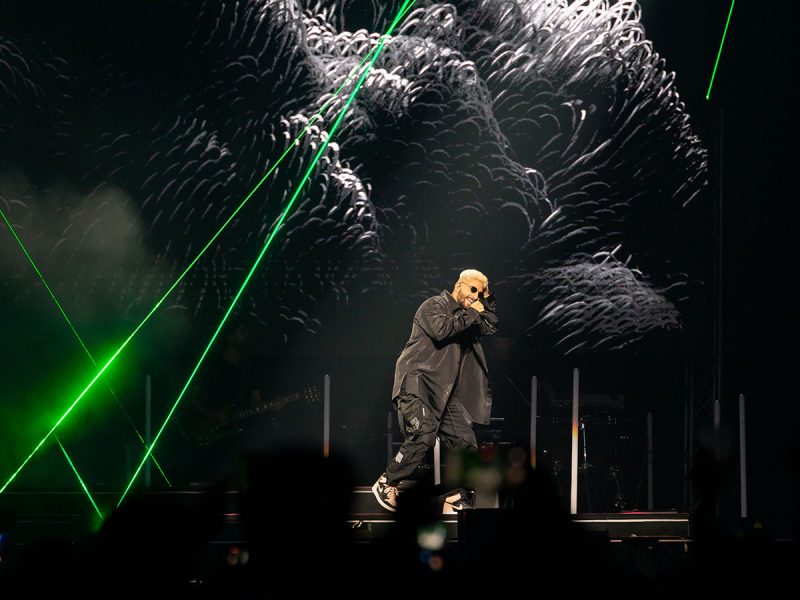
(145, 375), (152, 487)
(713, 396), (722, 522)
(433, 438), (441, 486)
(570, 368), (579, 515)
(647, 412), (654, 511)
(688, 361), (695, 513)
(323, 374), (331, 457)
(739, 393), (747, 519)
(712, 109), (724, 424)
(530, 376), (538, 469)
(683, 361), (689, 510)
(712, 111), (724, 521)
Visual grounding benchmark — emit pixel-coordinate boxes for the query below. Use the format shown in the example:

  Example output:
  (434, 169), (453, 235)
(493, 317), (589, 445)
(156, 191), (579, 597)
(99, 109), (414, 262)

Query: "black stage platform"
(0, 488), (689, 543)
(0, 487), (690, 572)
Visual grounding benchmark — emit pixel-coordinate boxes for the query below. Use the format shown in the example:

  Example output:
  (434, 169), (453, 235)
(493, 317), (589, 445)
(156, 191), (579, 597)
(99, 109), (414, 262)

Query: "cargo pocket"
(395, 394), (426, 439)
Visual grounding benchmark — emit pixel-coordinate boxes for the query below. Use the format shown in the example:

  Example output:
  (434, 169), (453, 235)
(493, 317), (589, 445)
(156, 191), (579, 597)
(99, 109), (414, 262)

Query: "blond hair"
(455, 269), (488, 290)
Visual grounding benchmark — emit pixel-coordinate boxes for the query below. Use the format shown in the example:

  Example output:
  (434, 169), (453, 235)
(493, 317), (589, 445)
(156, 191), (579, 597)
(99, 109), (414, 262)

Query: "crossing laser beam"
(0, 19), (408, 495)
(117, 0), (417, 506)
(0, 207), (171, 486)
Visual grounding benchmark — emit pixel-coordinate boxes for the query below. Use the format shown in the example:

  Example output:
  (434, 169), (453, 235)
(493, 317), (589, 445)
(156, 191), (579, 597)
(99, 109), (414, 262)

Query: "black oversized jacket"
(391, 290), (498, 425)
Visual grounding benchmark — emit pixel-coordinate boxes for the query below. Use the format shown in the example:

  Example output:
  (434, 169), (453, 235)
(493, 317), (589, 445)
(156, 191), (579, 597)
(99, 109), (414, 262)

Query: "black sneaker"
(372, 473), (399, 512)
(443, 488), (474, 513)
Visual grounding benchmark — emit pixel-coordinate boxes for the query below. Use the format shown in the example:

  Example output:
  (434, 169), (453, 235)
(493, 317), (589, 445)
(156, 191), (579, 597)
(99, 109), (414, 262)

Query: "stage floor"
(0, 487), (689, 544)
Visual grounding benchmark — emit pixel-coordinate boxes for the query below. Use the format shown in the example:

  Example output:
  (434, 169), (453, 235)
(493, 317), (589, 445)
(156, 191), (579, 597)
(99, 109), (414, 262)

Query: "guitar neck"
(234, 393), (299, 420)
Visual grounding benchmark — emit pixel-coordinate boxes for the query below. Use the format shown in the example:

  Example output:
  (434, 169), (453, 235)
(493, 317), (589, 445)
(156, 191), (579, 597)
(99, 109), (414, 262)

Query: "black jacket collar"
(442, 290), (461, 312)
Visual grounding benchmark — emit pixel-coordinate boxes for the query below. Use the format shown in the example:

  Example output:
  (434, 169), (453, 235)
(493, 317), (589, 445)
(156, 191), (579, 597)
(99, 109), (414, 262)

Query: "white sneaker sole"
(371, 480), (398, 512)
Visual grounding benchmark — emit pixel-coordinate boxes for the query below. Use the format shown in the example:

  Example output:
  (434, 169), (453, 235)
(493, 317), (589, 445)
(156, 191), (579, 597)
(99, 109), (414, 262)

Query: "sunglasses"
(461, 283), (486, 297)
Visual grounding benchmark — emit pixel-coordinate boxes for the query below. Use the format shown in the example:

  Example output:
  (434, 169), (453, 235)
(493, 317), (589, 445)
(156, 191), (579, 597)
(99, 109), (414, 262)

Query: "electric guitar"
(188, 385), (319, 447)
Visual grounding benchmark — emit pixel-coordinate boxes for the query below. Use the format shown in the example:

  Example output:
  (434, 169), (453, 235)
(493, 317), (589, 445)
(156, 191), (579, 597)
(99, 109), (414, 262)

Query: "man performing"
(372, 269), (498, 512)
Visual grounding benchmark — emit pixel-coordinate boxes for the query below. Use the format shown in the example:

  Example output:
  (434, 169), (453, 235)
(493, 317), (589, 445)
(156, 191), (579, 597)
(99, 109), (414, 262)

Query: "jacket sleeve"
(477, 295), (498, 336)
(416, 297), (482, 343)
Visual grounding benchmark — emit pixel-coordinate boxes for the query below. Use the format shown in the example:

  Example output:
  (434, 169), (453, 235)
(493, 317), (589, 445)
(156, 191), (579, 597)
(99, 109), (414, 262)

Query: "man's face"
(455, 278), (486, 309)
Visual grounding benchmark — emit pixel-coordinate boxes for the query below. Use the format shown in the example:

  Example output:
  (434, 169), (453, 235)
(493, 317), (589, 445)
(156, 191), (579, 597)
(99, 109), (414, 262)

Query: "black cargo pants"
(384, 391), (478, 486)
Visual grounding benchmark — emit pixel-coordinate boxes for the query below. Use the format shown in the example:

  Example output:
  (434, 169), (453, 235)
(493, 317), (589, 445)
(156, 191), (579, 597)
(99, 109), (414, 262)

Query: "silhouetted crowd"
(1, 440), (799, 597)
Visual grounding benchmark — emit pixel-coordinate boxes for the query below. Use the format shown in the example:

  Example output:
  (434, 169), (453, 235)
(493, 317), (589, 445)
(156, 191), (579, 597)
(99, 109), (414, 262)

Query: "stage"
(2, 0), (799, 592)
(0, 483), (794, 592)
(1, 486), (689, 572)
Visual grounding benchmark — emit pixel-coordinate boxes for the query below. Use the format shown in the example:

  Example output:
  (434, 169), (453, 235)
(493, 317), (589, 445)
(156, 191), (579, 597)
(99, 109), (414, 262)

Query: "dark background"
(1, 1), (798, 535)
(638, 0), (800, 534)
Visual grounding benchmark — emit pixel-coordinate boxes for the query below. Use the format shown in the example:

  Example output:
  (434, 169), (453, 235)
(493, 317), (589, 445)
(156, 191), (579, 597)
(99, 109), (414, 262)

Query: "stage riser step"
(1, 491), (689, 544)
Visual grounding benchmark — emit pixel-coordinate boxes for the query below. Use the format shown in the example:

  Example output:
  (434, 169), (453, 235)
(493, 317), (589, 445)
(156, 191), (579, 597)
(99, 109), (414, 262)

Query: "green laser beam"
(0, 208), (93, 357)
(56, 436), (104, 520)
(0, 207), (171, 486)
(1, 208), (96, 495)
(706, 0), (736, 100)
(117, 0), (417, 506)
(0, 28), (403, 495)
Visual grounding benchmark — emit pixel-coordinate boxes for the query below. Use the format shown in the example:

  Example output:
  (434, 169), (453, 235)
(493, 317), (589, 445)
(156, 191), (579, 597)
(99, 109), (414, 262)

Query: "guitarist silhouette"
(188, 321), (263, 433)
(180, 320), (319, 485)
(182, 320), (270, 484)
